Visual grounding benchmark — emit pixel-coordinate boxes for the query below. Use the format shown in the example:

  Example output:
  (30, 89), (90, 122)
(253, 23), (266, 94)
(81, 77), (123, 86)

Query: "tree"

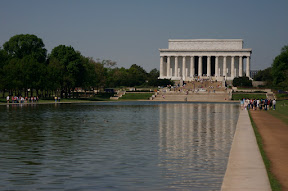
(19, 55), (46, 96)
(106, 67), (129, 87)
(101, 59), (117, 68)
(0, 48), (9, 97)
(232, 76), (252, 87)
(272, 45), (288, 89)
(2, 58), (23, 95)
(253, 67), (273, 87)
(2, 34), (48, 96)
(127, 64), (147, 87)
(253, 67), (272, 81)
(3, 34), (47, 63)
(81, 57), (108, 93)
(48, 45), (84, 97)
(147, 68), (160, 86)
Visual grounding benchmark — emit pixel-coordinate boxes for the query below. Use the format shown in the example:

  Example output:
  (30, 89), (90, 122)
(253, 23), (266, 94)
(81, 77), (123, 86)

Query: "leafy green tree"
(3, 34), (47, 63)
(46, 57), (64, 94)
(19, 55), (46, 96)
(107, 67), (129, 87)
(147, 68), (159, 86)
(0, 48), (9, 97)
(81, 57), (96, 91)
(127, 64), (147, 87)
(253, 67), (273, 87)
(272, 45), (288, 89)
(232, 76), (252, 87)
(48, 45), (85, 97)
(253, 67), (272, 82)
(95, 61), (107, 90)
(2, 58), (23, 95)
(0, 48), (9, 68)
(2, 34), (47, 96)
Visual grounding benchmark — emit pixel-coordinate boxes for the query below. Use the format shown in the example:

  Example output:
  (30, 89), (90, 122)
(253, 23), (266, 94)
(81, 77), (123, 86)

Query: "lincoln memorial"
(159, 39), (252, 81)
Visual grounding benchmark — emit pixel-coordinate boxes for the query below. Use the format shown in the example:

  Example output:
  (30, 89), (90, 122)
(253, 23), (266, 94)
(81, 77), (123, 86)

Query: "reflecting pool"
(0, 102), (239, 190)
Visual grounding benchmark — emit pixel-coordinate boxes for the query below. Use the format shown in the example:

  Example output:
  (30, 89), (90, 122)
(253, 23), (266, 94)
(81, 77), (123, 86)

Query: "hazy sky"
(1, 0), (288, 72)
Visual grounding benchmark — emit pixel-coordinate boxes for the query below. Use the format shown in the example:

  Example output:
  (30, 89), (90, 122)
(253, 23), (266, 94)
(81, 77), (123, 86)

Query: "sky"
(1, 0), (288, 72)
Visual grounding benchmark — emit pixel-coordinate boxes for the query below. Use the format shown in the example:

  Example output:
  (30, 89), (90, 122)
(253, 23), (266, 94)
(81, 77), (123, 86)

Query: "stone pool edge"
(221, 109), (271, 191)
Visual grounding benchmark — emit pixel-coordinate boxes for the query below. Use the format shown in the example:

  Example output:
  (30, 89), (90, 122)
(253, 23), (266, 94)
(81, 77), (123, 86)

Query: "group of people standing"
(241, 98), (276, 111)
(6, 95), (39, 103)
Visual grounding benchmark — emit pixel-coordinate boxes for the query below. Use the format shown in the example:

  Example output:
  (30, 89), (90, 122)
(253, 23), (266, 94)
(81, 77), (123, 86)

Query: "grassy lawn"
(119, 92), (153, 100)
(232, 93), (266, 100)
(267, 100), (288, 126)
(276, 93), (288, 100)
(248, 112), (282, 191)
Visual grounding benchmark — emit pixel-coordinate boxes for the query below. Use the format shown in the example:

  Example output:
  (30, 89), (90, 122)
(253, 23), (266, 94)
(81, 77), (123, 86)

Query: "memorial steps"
(152, 80), (230, 102)
(152, 93), (230, 102)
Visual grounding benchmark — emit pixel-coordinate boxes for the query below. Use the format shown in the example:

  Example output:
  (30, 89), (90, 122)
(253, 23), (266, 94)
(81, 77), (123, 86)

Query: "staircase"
(266, 92), (275, 100)
(151, 80), (230, 102)
(152, 91), (229, 102)
(110, 90), (126, 100)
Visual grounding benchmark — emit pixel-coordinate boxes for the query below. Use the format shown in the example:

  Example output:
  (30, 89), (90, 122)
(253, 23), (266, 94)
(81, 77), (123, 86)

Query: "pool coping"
(221, 109), (271, 191)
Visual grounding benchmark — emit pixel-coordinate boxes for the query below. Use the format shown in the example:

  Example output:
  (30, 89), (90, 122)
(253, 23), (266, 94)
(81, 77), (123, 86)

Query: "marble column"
(175, 56), (178, 77)
(231, 56), (235, 78)
(190, 56), (194, 77)
(167, 56), (171, 77)
(246, 56), (250, 77)
(160, 56), (164, 77)
(223, 56), (227, 77)
(207, 56), (211, 77)
(182, 56), (186, 79)
(215, 56), (219, 77)
(198, 56), (202, 77)
(239, 56), (243, 77)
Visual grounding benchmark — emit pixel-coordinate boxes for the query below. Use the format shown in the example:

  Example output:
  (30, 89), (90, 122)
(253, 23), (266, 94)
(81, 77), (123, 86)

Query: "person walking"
(257, 99), (260, 109)
(6, 95), (9, 103)
(272, 99), (276, 110)
(264, 99), (268, 110)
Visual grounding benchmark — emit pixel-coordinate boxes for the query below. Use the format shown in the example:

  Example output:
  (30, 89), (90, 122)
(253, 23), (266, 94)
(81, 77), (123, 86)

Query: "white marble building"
(159, 39), (252, 81)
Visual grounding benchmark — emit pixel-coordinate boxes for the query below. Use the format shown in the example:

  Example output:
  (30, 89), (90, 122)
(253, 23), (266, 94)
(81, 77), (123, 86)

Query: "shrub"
(233, 76), (252, 87)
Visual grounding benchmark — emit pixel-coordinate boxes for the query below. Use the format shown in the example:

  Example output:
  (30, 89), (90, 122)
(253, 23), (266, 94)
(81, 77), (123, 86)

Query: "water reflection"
(0, 102), (239, 190)
(158, 103), (239, 190)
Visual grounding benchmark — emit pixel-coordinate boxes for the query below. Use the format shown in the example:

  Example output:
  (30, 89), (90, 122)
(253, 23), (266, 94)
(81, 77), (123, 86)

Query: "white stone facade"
(159, 39), (252, 81)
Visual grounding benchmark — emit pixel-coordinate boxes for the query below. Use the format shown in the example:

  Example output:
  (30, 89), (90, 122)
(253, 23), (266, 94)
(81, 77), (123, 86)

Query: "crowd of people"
(6, 95), (39, 103)
(241, 98), (276, 110)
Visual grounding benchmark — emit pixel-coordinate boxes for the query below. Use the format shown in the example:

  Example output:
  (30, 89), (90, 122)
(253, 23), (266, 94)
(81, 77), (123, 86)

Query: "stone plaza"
(159, 39), (252, 81)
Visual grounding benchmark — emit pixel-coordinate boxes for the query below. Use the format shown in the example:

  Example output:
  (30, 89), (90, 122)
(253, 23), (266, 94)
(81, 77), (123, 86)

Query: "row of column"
(160, 55), (250, 79)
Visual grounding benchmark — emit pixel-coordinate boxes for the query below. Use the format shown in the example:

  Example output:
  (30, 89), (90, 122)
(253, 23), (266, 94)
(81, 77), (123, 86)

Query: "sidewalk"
(221, 109), (271, 191)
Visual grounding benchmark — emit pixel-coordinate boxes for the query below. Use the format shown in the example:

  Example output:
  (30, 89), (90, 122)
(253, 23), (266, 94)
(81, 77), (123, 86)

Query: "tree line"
(253, 45), (288, 90)
(0, 34), (172, 98)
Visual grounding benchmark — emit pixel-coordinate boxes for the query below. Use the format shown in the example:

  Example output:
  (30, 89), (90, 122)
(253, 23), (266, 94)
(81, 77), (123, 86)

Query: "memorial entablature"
(159, 39), (252, 81)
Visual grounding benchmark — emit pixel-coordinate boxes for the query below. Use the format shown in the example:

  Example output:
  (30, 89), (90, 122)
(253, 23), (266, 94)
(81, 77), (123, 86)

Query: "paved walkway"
(221, 109), (271, 191)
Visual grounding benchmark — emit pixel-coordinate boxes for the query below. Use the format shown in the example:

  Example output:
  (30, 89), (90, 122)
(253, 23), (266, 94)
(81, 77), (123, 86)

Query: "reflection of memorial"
(158, 103), (239, 189)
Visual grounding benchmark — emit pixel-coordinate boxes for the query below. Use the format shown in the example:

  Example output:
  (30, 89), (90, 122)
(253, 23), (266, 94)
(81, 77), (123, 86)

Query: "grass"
(248, 111), (282, 191)
(119, 92), (153, 100)
(276, 93), (288, 99)
(267, 100), (288, 126)
(232, 93), (266, 100)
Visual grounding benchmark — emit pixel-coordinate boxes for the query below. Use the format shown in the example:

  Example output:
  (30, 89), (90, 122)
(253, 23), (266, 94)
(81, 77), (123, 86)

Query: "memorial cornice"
(168, 39), (243, 42)
(159, 49), (252, 52)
